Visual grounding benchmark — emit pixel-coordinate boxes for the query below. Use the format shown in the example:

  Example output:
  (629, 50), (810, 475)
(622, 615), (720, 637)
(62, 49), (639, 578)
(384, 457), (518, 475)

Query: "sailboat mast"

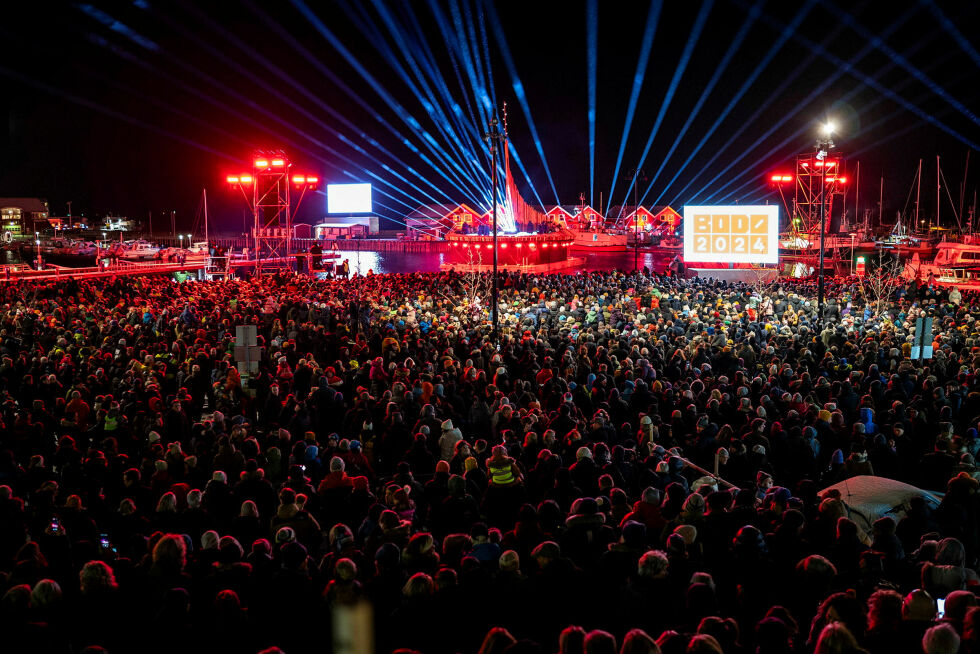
(879, 175), (884, 229)
(960, 150), (970, 228)
(855, 161), (860, 234)
(203, 188), (209, 246)
(915, 159), (921, 230)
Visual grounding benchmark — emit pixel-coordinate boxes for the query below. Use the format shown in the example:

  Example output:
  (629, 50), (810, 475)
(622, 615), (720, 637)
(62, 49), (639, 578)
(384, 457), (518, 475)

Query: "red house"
(446, 203), (483, 231)
(623, 206), (656, 230)
(546, 206), (574, 228)
(572, 205), (605, 229)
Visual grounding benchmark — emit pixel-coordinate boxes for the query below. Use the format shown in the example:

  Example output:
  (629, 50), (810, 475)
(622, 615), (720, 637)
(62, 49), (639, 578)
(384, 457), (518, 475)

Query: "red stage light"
(272, 159), (285, 167)
(771, 175), (781, 182)
(227, 176), (240, 184)
(516, 243), (523, 248)
(838, 177), (847, 183)
(254, 159), (269, 168)
(801, 162), (809, 167)
(781, 175), (793, 182)
(500, 243), (508, 249)
(306, 176), (318, 183)
(240, 175), (253, 184)
(292, 175), (306, 184)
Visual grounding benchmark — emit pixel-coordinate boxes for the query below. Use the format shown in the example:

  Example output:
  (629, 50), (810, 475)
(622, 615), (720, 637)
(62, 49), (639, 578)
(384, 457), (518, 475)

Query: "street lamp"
(35, 231), (41, 270)
(485, 110), (506, 346)
(179, 234), (184, 249)
(816, 121), (836, 325)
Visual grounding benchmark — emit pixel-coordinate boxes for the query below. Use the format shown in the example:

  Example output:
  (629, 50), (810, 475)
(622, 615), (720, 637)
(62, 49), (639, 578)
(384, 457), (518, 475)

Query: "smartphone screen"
(937, 598), (946, 619)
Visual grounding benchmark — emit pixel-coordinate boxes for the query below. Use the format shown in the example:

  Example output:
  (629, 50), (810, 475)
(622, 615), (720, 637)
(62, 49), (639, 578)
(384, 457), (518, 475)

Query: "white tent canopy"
(820, 475), (943, 532)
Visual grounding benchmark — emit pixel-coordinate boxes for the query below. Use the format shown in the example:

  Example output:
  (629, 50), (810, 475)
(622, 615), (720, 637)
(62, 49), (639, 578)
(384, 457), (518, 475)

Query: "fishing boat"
(118, 240), (162, 261)
(904, 236), (980, 288)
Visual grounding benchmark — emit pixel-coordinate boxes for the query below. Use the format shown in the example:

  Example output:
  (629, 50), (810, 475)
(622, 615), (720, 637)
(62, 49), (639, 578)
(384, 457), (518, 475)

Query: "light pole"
(816, 121), (836, 324)
(34, 231), (42, 270)
(627, 168), (646, 272)
(485, 111), (506, 345)
(179, 234), (184, 250)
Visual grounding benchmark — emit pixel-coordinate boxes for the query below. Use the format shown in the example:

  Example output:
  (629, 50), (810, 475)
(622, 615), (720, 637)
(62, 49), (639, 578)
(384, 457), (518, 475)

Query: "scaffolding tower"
(794, 153), (848, 234)
(227, 151), (318, 275)
(251, 151), (292, 274)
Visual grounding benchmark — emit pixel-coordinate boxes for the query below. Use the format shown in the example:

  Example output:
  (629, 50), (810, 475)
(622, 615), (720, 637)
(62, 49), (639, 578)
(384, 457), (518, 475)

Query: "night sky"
(1, 1), (978, 233)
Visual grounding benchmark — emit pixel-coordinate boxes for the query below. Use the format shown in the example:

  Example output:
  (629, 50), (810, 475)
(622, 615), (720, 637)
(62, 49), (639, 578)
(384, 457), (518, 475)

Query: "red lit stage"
(441, 229), (585, 272)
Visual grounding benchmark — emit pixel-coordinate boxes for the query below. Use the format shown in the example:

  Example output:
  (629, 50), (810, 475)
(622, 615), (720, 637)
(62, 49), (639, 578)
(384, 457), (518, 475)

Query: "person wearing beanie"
(561, 497), (614, 569)
(922, 623), (960, 654)
(570, 445), (600, 497)
(621, 486), (666, 532)
(438, 425), (464, 463)
(499, 549), (521, 573)
(318, 457), (353, 494)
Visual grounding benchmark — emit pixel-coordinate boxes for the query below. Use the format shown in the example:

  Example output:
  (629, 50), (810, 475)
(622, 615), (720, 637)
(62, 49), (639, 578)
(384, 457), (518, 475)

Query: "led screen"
(683, 205), (779, 264)
(327, 183), (372, 214)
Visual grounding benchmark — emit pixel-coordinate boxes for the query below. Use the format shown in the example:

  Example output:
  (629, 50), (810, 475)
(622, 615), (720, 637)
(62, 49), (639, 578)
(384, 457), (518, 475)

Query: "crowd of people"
(0, 266), (977, 654)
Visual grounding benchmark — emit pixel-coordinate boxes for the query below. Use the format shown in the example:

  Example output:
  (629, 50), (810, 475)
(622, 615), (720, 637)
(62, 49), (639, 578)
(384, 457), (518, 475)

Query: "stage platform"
(690, 267), (778, 283)
(440, 256), (586, 273)
(571, 230), (627, 250)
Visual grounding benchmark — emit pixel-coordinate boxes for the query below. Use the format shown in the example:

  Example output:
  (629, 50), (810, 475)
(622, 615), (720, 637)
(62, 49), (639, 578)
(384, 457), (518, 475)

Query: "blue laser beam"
(707, 33), (956, 206)
(397, 1), (491, 175)
(605, 0), (663, 216)
(477, 2), (497, 111)
(746, 0), (980, 150)
(654, 0), (818, 207)
(0, 63), (234, 161)
(826, 0), (978, 126)
(75, 4), (159, 51)
(692, 6), (917, 205)
(483, 0), (561, 206)
(616, 0), (715, 212)
(352, 0), (491, 198)
(638, 3), (761, 206)
(220, 1), (481, 207)
(587, 0), (598, 207)
(161, 7), (464, 213)
(289, 0), (494, 198)
(923, 0), (980, 70)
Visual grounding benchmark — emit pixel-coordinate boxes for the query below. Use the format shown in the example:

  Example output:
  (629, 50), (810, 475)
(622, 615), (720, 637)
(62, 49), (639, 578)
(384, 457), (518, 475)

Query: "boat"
(904, 236), (980, 288)
(876, 218), (937, 258)
(118, 240), (162, 261)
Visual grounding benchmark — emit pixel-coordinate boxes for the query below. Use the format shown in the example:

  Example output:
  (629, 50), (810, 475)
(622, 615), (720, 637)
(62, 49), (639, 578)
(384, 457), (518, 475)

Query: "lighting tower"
(226, 151), (318, 275)
(794, 142), (847, 235)
(815, 122), (836, 325)
(485, 112), (506, 344)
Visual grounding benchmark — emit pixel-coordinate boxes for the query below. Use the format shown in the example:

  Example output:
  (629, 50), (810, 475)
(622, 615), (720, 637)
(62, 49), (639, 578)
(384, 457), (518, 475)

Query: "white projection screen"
(327, 183), (373, 214)
(682, 205), (779, 264)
